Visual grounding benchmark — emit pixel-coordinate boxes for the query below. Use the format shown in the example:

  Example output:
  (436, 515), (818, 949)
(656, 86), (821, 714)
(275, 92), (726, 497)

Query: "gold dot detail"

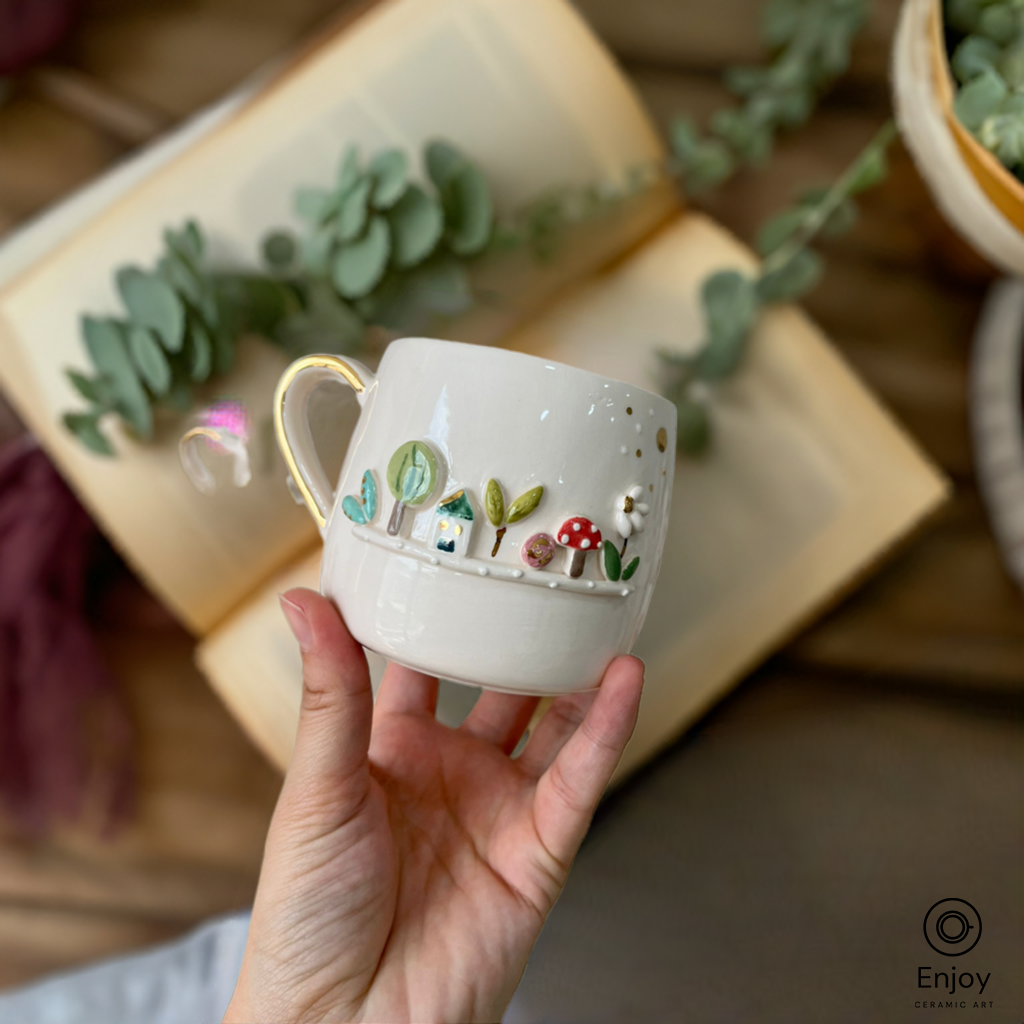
(636, 448), (642, 458)
(626, 406), (633, 415)
(649, 484), (654, 492)
(454, 524), (463, 536)
(656, 427), (668, 453)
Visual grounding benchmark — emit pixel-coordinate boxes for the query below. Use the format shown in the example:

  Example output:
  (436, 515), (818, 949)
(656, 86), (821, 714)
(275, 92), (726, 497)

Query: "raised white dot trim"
(350, 524), (634, 598)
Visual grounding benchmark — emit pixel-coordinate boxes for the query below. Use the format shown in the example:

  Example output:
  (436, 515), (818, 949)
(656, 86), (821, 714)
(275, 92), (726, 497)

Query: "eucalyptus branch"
(670, 0), (873, 193)
(659, 119), (896, 456)
(761, 120), (896, 276)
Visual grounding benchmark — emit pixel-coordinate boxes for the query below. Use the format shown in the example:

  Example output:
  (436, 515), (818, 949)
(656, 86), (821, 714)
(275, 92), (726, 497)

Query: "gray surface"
(505, 670), (1024, 1024)
(0, 913), (249, 1024)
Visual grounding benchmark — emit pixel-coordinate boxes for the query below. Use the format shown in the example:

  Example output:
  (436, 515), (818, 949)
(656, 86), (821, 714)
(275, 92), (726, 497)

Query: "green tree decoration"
(387, 441), (440, 535)
(484, 479), (543, 556)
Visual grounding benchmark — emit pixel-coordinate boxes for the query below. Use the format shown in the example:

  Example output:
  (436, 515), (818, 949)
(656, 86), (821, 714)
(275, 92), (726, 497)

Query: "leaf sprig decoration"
(668, 0), (872, 194)
(659, 120), (897, 454)
(946, 0), (1024, 175)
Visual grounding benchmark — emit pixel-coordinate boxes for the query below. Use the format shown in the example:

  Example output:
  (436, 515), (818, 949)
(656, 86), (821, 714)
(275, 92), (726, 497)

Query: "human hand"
(223, 588), (643, 1024)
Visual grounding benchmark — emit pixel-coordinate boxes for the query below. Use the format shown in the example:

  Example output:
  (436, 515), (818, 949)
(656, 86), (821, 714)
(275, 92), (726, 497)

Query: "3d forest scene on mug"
(337, 419), (669, 598)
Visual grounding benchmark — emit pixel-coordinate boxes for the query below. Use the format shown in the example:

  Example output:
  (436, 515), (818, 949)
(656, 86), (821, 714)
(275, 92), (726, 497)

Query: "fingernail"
(279, 593), (313, 651)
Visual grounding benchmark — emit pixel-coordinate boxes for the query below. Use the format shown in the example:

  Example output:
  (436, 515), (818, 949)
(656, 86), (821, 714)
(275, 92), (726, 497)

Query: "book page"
(197, 213), (948, 779)
(0, 0), (675, 633)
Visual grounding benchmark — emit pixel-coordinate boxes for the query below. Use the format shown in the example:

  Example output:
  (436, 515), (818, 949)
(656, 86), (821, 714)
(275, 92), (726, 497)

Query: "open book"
(0, 0), (947, 780)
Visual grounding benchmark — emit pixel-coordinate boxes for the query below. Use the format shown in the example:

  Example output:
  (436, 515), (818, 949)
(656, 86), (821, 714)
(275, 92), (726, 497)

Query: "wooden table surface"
(0, 0), (1020, 990)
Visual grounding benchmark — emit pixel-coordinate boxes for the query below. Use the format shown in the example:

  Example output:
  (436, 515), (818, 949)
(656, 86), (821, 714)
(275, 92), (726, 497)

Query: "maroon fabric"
(0, 0), (83, 75)
(0, 437), (133, 831)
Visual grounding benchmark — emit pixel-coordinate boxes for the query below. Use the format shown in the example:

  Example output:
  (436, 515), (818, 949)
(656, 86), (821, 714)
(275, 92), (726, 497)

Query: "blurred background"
(0, 0), (1021, 1021)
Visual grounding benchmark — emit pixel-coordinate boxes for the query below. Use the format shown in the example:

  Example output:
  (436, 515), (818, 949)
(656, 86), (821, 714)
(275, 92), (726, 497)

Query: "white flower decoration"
(614, 485), (650, 539)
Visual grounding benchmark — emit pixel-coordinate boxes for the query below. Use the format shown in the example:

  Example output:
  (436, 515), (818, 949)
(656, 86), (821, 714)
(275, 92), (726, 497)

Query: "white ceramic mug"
(274, 338), (677, 694)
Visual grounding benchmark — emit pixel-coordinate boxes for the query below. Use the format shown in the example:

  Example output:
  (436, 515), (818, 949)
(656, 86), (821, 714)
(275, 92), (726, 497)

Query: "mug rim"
(382, 336), (678, 417)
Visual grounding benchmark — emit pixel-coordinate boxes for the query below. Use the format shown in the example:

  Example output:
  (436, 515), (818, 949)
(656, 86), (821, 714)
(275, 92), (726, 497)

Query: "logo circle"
(923, 899), (982, 956)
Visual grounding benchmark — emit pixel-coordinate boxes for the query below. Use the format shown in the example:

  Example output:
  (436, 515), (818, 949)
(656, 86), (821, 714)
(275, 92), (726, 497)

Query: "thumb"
(278, 588), (373, 820)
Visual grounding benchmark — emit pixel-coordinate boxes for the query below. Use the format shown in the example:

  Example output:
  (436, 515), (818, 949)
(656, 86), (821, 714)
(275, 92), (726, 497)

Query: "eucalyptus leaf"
(128, 326), (172, 394)
(157, 253), (204, 307)
(670, 117), (699, 159)
(953, 69), (1008, 131)
(676, 396), (712, 456)
(116, 268), (185, 353)
(301, 226), (335, 276)
(210, 320), (235, 376)
(368, 149), (408, 209)
(275, 280), (365, 355)
(756, 207), (807, 256)
(164, 221), (203, 263)
(799, 187), (858, 237)
(756, 248), (823, 303)
(63, 412), (114, 456)
(295, 187), (336, 224)
(215, 275), (298, 337)
(443, 163), (494, 256)
(333, 216), (391, 298)
(66, 369), (116, 409)
(685, 138), (735, 192)
(262, 231), (297, 269)
(165, 377), (192, 412)
(425, 140), (466, 191)
(847, 145), (890, 193)
(388, 184), (444, 268)
(337, 144), (361, 195)
(188, 323), (213, 382)
(763, 0), (800, 46)
(337, 177), (372, 243)
(81, 316), (153, 438)
(694, 271), (759, 380)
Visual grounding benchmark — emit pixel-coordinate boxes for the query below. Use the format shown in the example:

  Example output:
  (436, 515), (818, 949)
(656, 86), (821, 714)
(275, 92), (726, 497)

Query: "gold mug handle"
(273, 354), (375, 531)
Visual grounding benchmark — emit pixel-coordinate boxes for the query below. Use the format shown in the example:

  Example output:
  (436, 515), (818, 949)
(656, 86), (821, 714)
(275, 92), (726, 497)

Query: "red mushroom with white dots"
(557, 516), (602, 578)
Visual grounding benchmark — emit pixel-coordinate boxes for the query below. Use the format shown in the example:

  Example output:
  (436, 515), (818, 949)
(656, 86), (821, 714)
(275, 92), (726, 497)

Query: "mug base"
(364, 647), (603, 697)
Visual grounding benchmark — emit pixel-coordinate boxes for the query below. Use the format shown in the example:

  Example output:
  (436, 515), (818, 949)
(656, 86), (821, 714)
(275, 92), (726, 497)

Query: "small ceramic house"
(431, 489), (475, 555)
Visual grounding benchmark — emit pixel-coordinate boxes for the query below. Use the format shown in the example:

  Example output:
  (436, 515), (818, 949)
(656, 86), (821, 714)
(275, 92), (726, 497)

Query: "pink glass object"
(179, 400), (252, 495)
